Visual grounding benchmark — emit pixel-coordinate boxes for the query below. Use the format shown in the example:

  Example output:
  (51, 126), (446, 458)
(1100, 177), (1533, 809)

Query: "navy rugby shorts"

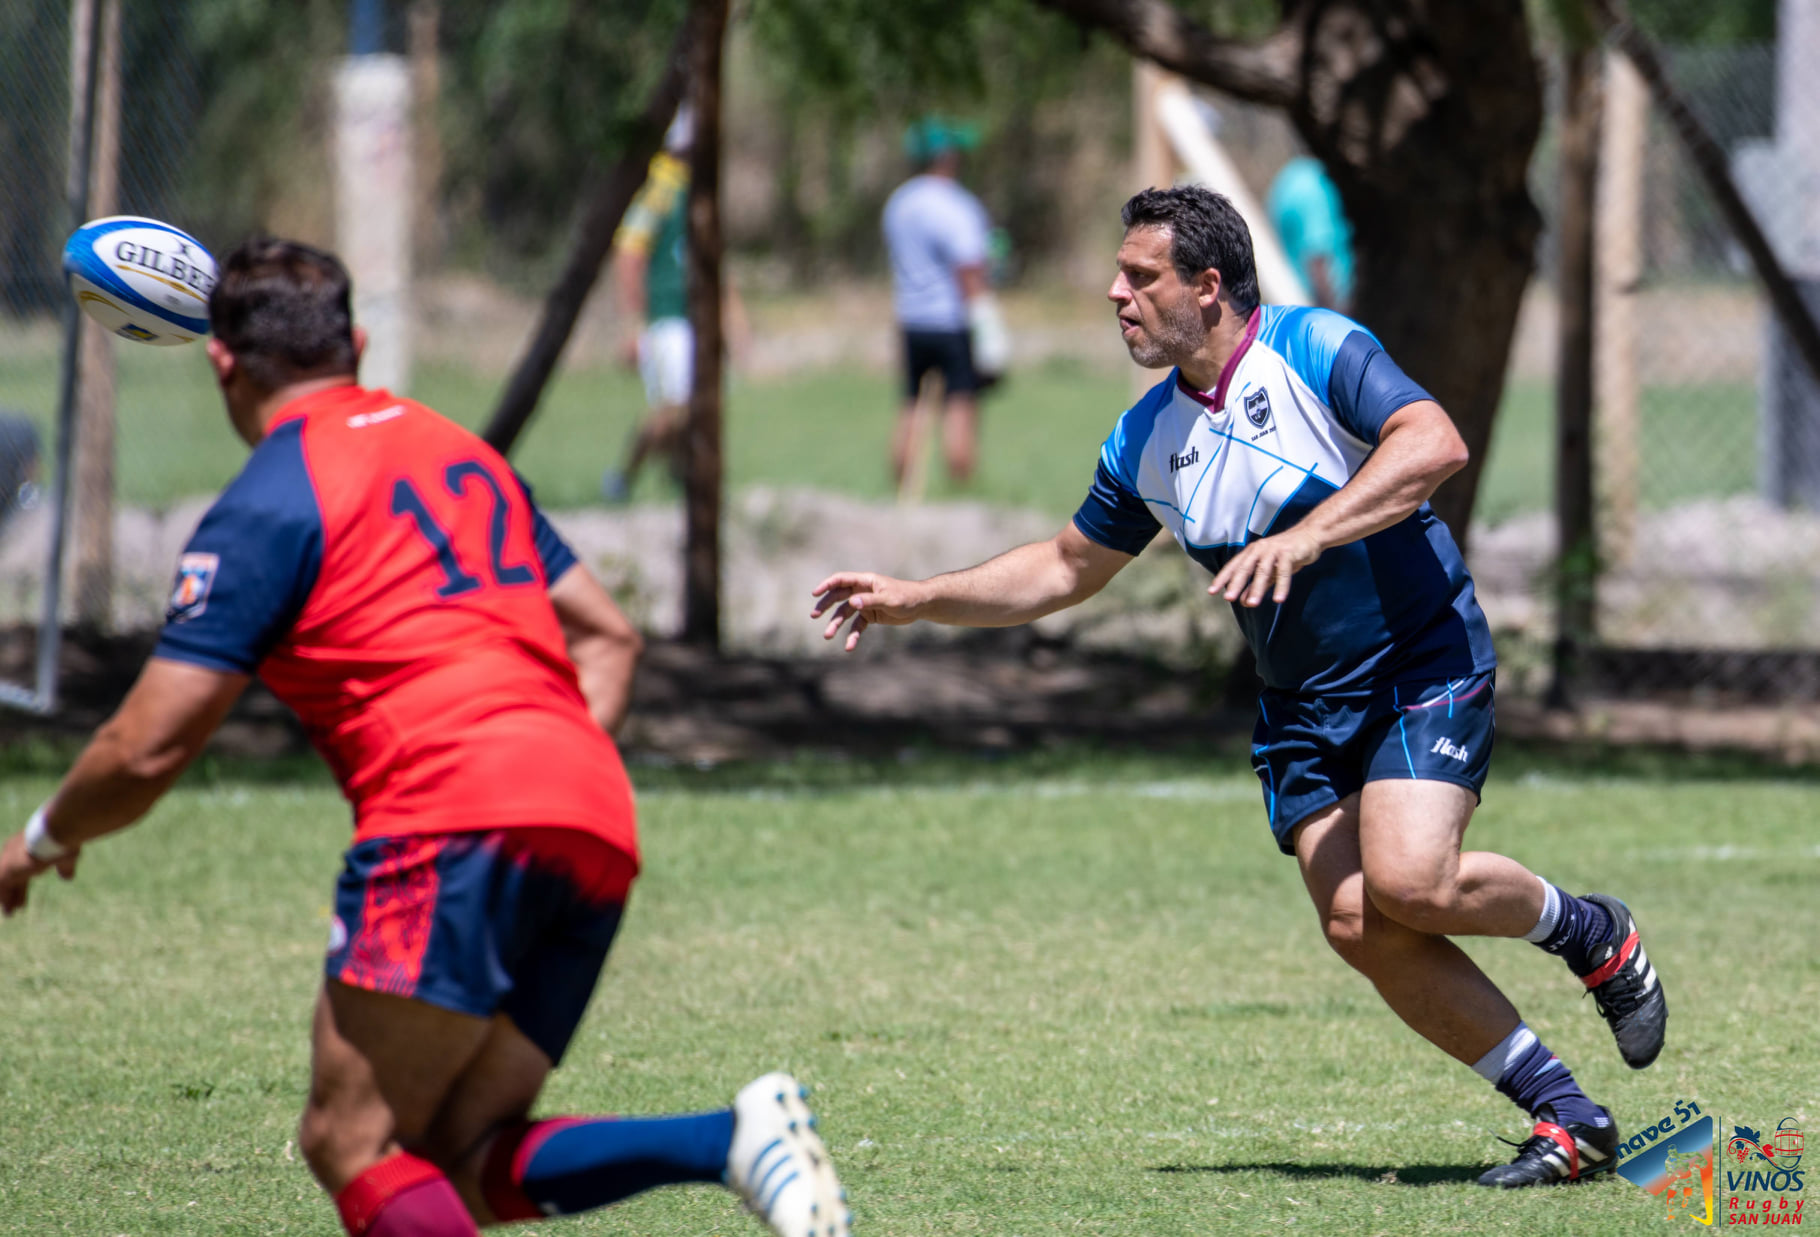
(901, 327), (979, 398)
(325, 827), (635, 1064)
(1250, 670), (1495, 855)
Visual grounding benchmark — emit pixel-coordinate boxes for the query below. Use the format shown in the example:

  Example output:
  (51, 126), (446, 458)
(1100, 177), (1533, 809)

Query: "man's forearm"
(1296, 408), (1466, 552)
(571, 634), (641, 735)
(917, 539), (1092, 627)
(39, 722), (196, 849)
(25, 659), (246, 853)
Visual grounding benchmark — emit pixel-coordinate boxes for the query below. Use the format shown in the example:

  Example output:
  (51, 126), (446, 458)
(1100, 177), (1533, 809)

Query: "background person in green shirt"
(602, 109), (745, 502)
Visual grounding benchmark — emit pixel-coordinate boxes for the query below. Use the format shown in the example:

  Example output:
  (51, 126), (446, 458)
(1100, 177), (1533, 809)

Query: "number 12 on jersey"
(390, 459), (538, 599)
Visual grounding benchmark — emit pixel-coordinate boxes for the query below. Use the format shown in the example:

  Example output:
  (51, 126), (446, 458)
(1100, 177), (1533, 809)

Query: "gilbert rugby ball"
(63, 215), (216, 345)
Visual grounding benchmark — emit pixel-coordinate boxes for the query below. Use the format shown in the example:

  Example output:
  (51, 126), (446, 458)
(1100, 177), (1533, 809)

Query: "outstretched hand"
(1207, 528), (1323, 607)
(0, 831), (78, 919)
(811, 572), (928, 651)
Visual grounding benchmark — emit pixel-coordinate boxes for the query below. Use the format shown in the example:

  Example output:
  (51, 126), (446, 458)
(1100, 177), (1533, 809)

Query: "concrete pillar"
(334, 54), (414, 395)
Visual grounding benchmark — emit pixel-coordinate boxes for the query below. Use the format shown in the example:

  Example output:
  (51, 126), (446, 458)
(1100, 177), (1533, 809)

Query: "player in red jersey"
(0, 238), (849, 1237)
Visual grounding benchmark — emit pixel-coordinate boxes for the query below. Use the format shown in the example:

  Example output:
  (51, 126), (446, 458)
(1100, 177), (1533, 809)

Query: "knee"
(298, 1099), (393, 1193)
(297, 1104), (350, 1186)
(1362, 871), (1456, 934)
(1319, 902), (1383, 974)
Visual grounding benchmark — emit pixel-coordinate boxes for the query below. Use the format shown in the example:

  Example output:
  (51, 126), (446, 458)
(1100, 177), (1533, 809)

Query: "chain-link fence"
(1, 0), (203, 708)
(1473, 13), (1820, 702)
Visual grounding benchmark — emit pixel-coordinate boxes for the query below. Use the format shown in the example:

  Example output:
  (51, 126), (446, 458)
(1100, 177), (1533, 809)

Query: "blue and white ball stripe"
(63, 215), (216, 346)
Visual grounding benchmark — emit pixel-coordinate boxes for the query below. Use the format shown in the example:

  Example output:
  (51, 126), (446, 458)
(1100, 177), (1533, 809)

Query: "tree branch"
(1590, 1), (1820, 397)
(482, 16), (692, 456)
(1033, 0), (1300, 107)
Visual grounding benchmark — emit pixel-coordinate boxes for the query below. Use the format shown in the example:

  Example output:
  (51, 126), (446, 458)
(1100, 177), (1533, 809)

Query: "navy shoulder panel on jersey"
(1327, 331), (1433, 443)
(1256, 304), (1431, 443)
(1072, 377), (1173, 554)
(513, 472), (579, 584)
(153, 419), (325, 675)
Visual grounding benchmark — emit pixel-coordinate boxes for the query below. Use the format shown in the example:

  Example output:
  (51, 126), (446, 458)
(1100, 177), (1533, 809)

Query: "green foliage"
(747, 0), (1137, 274)
(750, 0), (1095, 116)
(1628, 0), (1775, 44)
(437, 0), (687, 274)
(181, 0), (343, 246)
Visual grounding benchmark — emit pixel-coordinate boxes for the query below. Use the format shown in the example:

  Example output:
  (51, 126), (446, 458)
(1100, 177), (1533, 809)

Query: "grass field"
(0, 343), (1755, 523)
(1, 746), (1812, 1236)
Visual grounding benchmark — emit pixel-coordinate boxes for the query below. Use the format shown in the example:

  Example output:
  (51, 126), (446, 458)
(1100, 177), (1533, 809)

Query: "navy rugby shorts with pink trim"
(1249, 670), (1495, 854)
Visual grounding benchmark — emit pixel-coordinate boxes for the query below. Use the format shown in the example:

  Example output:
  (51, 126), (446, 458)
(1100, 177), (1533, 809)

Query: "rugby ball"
(62, 215), (216, 345)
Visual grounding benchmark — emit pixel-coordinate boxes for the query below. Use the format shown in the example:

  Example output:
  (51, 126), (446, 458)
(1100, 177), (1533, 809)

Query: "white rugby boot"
(727, 1072), (851, 1237)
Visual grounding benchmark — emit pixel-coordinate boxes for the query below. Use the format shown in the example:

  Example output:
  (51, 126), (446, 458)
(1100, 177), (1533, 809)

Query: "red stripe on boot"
(1581, 930), (1638, 988)
(1533, 1121), (1581, 1181)
(335, 1152), (478, 1237)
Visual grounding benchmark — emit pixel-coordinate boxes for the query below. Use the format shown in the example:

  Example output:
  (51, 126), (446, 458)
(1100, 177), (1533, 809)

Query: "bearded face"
(1109, 225), (1212, 372)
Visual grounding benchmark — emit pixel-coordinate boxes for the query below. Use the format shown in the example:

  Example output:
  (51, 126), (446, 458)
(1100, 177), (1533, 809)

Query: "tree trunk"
(482, 20), (691, 455)
(1035, 0), (1545, 545)
(681, 0), (729, 649)
(1550, 48), (1602, 710)
(1289, 2), (1542, 543)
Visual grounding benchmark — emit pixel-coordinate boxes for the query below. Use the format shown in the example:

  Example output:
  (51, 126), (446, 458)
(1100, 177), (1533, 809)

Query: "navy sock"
(1473, 1024), (1607, 1129)
(484, 1110), (735, 1219)
(1530, 883), (1614, 975)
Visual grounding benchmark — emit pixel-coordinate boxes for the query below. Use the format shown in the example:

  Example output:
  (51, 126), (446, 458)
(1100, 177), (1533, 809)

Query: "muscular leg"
(301, 981), (498, 1234)
(301, 982), (497, 1195)
(1293, 796), (1519, 1064)
(940, 394), (978, 483)
(1356, 779), (1544, 939)
(418, 1014), (552, 1223)
(1297, 788), (1614, 1155)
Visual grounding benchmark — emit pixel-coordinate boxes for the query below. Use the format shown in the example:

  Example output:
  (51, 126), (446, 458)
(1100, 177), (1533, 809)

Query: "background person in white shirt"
(882, 118), (1008, 488)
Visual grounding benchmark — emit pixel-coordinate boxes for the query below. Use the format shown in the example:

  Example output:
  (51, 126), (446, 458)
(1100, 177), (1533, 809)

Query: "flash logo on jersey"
(166, 552), (220, 623)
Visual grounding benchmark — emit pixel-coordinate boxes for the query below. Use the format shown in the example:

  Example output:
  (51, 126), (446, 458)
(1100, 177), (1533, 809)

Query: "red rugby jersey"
(154, 384), (637, 859)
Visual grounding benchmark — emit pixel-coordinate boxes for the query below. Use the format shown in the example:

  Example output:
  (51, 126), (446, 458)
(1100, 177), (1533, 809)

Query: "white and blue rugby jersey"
(1073, 305), (1495, 695)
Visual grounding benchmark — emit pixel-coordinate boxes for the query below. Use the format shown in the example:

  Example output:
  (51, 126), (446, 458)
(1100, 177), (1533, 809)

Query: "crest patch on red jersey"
(166, 552), (219, 623)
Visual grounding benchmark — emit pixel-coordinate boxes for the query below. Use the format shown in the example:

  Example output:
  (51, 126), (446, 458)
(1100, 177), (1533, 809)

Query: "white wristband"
(23, 807), (69, 863)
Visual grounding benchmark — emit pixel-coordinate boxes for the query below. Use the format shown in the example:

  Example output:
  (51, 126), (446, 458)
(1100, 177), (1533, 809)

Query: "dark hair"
(1120, 185), (1260, 315)
(208, 237), (356, 390)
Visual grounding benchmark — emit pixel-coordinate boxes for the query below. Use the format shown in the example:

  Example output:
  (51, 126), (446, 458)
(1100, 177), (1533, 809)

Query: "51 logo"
(1617, 1100), (1716, 1225)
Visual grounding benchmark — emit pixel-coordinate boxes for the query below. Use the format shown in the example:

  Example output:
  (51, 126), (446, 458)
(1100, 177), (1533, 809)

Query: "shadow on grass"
(1152, 1161), (1485, 1187)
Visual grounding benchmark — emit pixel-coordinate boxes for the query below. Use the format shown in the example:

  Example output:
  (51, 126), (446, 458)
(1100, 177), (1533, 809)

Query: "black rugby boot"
(1477, 1106), (1620, 1188)
(1579, 893), (1668, 1069)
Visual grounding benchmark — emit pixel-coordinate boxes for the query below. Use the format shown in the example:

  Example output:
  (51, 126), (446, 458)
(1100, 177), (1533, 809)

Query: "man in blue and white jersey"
(811, 186), (1667, 1189)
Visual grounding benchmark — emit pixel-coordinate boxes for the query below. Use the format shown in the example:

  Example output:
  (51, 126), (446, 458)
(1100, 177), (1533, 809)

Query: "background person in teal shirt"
(1267, 156), (1355, 313)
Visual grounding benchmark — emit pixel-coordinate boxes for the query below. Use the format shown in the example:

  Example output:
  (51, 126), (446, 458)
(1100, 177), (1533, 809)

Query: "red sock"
(335, 1152), (480, 1237)
(479, 1121), (545, 1223)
